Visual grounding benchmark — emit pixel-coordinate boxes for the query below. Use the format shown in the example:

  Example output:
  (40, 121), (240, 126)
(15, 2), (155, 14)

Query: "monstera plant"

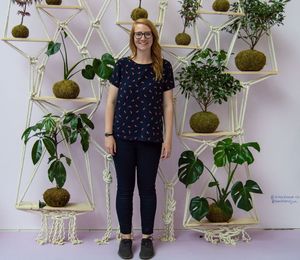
(225, 0), (290, 71)
(178, 138), (263, 222)
(177, 48), (242, 133)
(11, 0), (42, 38)
(46, 29), (115, 99)
(22, 112), (94, 207)
(175, 0), (201, 45)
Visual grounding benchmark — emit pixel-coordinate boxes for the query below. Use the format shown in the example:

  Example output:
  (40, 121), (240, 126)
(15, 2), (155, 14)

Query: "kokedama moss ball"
(206, 203), (233, 222)
(46, 0), (62, 5)
(235, 49), (266, 71)
(189, 111), (219, 133)
(212, 0), (230, 12)
(131, 8), (148, 21)
(53, 80), (80, 99)
(43, 187), (70, 207)
(12, 25), (29, 38)
(175, 33), (191, 45)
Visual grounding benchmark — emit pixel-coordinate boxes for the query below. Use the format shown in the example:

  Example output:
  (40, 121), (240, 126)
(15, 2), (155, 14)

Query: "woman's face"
(133, 24), (153, 53)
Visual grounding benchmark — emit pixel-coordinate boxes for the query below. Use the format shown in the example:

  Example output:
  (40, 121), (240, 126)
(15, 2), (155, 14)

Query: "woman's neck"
(133, 52), (152, 64)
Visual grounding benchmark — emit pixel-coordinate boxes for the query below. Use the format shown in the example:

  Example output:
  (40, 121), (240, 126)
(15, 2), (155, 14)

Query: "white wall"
(0, 0), (299, 230)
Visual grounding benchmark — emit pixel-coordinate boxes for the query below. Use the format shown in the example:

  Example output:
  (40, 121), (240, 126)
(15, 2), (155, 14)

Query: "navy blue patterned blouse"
(109, 57), (175, 143)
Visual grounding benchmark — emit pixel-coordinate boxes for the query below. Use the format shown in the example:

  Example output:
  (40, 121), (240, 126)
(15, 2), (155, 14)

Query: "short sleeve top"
(109, 57), (175, 143)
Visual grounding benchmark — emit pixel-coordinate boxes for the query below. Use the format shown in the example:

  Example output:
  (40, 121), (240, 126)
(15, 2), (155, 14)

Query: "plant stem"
(222, 163), (238, 199)
(204, 165), (222, 200)
(139, 0), (141, 8)
(67, 57), (91, 79)
(60, 31), (69, 80)
(20, 5), (26, 25)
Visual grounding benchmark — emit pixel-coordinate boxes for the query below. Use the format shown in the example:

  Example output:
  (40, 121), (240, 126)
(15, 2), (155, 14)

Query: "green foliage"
(12, 0), (43, 25)
(46, 30), (115, 80)
(21, 113), (94, 188)
(225, 0), (290, 49)
(176, 48), (243, 112)
(178, 138), (263, 221)
(178, 0), (201, 32)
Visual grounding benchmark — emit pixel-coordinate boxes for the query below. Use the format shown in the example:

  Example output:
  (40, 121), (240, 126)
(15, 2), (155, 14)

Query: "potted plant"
(21, 112), (94, 207)
(131, 0), (148, 21)
(225, 0), (290, 71)
(45, 0), (62, 5)
(178, 138), (263, 222)
(212, 0), (230, 12)
(175, 0), (201, 45)
(46, 29), (115, 99)
(176, 48), (242, 133)
(11, 0), (42, 38)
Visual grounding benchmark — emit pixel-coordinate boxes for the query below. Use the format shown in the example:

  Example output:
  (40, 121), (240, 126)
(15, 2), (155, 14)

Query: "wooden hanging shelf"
(16, 201), (94, 212)
(1, 38), (50, 42)
(197, 10), (244, 16)
(32, 96), (99, 103)
(227, 70), (278, 75)
(180, 131), (238, 137)
(116, 21), (162, 26)
(36, 4), (83, 10)
(161, 44), (201, 49)
(185, 217), (258, 228)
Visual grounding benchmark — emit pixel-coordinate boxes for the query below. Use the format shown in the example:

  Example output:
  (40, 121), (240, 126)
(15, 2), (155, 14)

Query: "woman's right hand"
(105, 136), (116, 155)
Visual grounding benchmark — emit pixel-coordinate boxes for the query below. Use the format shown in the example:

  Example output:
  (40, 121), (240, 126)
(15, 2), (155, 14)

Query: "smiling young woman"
(105, 18), (175, 259)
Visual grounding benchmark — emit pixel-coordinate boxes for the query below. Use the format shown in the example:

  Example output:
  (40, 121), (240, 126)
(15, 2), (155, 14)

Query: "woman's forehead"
(134, 23), (151, 31)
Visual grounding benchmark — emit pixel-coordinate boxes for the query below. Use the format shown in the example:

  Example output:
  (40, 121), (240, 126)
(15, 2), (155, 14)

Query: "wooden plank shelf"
(1, 38), (50, 42)
(32, 96), (99, 103)
(161, 44), (201, 49)
(197, 10), (244, 16)
(226, 70), (278, 75)
(16, 201), (94, 212)
(36, 4), (83, 10)
(185, 217), (258, 228)
(180, 131), (238, 138)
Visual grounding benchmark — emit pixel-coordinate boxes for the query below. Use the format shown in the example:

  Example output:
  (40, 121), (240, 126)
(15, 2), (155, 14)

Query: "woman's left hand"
(161, 142), (172, 159)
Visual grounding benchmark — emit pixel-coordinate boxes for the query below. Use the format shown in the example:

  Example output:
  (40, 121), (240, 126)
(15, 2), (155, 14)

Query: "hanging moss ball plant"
(12, 24), (29, 38)
(175, 32), (191, 45)
(46, 0), (62, 5)
(206, 203), (233, 222)
(235, 49), (266, 71)
(189, 111), (220, 133)
(53, 80), (80, 99)
(212, 0), (230, 12)
(131, 7), (148, 20)
(43, 187), (70, 207)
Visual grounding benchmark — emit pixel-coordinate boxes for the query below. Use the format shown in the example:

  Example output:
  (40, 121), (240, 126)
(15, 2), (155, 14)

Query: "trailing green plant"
(12, 0), (42, 26)
(178, 138), (263, 221)
(178, 0), (201, 34)
(225, 0), (290, 50)
(177, 48), (243, 112)
(21, 112), (94, 188)
(46, 29), (115, 81)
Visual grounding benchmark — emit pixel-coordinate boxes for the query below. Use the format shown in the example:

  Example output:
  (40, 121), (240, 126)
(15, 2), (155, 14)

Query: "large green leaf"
(48, 160), (57, 183)
(80, 128), (90, 152)
(45, 41), (61, 56)
(53, 160), (66, 188)
(42, 136), (56, 157)
(21, 126), (32, 144)
(32, 139), (43, 165)
(218, 200), (233, 218)
(189, 196), (209, 221)
(178, 150), (204, 187)
(231, 180), (262, 211)
(80, 113), (94, 129)
(61, 125), (71, 143)
(63, 112), (75, 124)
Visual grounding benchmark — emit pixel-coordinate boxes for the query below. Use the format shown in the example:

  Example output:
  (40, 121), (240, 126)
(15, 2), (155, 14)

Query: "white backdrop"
(0, 0), (299, 231)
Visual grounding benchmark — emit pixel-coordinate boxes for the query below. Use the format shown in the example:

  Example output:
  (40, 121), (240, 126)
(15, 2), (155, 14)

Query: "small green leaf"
(79, 114), (94, 129)
(54, 160), (66, 188)
(32, 139), (43, 165)
(42, 136), (56, 157)
(82, 64), (95, 80)
(208, 181), (218, 188)
(46, 41), (61, 56)
(63, 113), (75, 124)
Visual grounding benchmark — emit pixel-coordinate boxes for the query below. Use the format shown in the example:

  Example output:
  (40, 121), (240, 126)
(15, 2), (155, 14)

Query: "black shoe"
(118, 239), (133, 259)
(139, 238), (154, 259)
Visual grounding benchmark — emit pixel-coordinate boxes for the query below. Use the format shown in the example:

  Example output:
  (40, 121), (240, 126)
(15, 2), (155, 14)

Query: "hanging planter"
(225, 0), (290, 71)
(178, 138), (263, 223)
(212, 0), (230, 12)
(46, 29), (115, 99)
(45, 0), (62, 5)
(22, 113), (95, 207)
(11, 0), (42, 38)
(177, 48), (242, 133)
(175, 0), (200, 45)
(131, 0), (148, 21)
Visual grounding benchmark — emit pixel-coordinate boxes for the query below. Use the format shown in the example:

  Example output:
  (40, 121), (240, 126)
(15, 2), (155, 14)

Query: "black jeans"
(113, 138), (162, 235)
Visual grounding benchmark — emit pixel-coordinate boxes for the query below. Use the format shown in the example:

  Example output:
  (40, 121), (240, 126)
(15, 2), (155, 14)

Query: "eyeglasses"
(134, 31), (152, 39)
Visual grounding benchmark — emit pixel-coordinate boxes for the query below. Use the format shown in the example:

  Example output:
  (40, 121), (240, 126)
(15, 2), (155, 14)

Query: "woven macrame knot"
(106, 154), (113, 161)
(79, 45), (89, 55)
(103, 169), (112, 183)
(92, 20), (101, 28)
(29, 56), (38, 65)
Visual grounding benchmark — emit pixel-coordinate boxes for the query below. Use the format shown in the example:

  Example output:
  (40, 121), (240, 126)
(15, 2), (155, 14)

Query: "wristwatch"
(104, 132), (114, 137)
